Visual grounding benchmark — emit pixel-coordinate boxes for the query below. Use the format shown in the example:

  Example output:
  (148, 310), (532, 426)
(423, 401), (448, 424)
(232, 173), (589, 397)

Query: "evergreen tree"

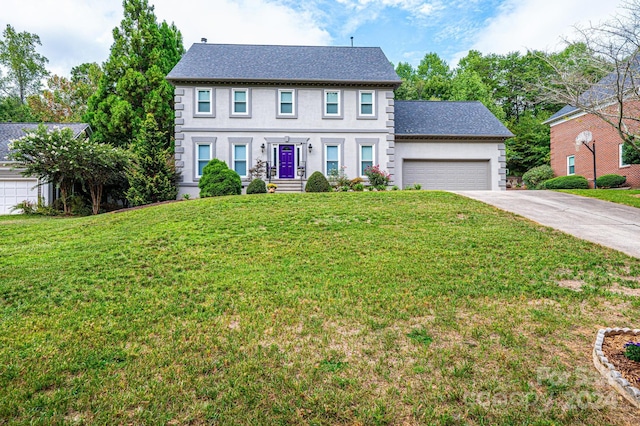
(126, 113), (177, 206)
(85, 0), (184, 148)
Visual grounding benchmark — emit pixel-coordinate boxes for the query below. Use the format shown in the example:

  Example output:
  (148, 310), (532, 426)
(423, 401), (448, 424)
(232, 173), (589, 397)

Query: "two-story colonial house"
(166, 43), (512, 196)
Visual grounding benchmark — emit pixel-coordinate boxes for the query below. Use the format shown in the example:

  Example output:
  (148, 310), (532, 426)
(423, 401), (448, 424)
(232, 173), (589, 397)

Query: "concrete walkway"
(454, 190), (640, 259)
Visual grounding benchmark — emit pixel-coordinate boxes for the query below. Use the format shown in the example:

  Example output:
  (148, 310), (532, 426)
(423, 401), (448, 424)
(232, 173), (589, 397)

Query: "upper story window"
(620, 143), (630, 167)
(195, 88), (214, 116)
(231, 88), (250, 117)
(567, 155), (575, 175)
(323, 90), (342, 118)
(277, 89), (296, 118)
(358, 90), (375, 118)
(196, 143), (212, 177)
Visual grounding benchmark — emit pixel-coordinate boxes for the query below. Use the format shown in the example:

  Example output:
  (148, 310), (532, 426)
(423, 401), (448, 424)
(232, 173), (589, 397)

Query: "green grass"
(1, 191), (640, 425)
(561, 189), (640, 208)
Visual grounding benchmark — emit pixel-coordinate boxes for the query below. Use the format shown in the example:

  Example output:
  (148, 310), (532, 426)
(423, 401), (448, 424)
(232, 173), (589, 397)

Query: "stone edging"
(593, 328), (640, 409)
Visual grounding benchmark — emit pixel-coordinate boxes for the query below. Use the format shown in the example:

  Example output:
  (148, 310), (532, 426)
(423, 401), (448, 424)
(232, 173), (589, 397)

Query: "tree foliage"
(539, 0), (640, 161)
(85, 0), (184, 148)
(126, 113), (178, 206)
(0, 24), (49, 104)
(27, 63), (102, 123)
(7, 124), (126, 215)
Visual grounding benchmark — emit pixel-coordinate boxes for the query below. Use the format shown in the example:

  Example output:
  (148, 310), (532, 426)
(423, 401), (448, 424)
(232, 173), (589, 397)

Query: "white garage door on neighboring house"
(403, 160), (490, 190)
(0, 179), (39, 214)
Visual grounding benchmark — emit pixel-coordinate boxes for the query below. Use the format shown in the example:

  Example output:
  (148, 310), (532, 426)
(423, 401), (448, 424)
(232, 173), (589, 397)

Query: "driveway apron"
(454, 190), (640, 259)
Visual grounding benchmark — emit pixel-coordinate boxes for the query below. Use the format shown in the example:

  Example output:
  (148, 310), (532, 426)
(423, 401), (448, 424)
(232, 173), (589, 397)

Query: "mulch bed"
(602, 333), (640, 388)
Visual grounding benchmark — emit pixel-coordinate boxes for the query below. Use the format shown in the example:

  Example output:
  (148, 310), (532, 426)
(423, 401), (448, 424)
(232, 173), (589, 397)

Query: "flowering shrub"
(624, 341), (640, 362)
(363, 165), (390, 189)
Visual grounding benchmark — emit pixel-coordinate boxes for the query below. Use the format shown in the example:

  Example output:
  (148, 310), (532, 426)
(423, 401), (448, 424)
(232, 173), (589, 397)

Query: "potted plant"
(267, 183), (278, 193)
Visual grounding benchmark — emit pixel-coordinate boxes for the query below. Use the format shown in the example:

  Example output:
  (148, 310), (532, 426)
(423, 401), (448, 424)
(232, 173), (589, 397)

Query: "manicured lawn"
(561, 189), (640, 208)
(1, 191), (640, 425)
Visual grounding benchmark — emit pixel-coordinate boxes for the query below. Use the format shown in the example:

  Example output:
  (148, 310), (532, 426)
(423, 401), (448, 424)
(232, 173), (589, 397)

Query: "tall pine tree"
(126, 113), (177, 206)
(85, 0), (184, 149)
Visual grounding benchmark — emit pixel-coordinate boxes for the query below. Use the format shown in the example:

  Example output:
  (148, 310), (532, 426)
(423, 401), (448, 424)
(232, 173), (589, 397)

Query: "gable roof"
(1, 123), (90, 161)
(394, 101), (513, 139)
(166, 43), (401, 87)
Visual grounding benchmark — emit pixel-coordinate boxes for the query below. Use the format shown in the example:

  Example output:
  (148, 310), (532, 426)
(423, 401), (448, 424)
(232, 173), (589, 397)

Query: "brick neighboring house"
(546, 101), (640, 189)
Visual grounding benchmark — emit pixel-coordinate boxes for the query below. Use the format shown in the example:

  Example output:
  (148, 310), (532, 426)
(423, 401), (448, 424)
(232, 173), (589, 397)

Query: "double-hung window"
(620, 144), (630, 167)
(567, 155), (575, 175)
(360, 145), (374, 176)
(233, 144), (248, 177)
(326, 145), (339, 174)
(278, 89), (295, 117)
(196, 144), (212, 177)
(232, 89), (250, 116)
(324, 90), (341, 117)
(358, 91), (375, 117)
(195, 88), (213, 116)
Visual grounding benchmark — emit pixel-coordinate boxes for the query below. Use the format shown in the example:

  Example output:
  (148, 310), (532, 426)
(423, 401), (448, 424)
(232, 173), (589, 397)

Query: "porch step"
(268, 179), (307, 193)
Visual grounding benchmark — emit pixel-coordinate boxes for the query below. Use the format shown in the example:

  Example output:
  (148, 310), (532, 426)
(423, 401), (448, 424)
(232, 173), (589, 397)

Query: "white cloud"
(454, 0), (626, 62)
(0, 0), (331, 77)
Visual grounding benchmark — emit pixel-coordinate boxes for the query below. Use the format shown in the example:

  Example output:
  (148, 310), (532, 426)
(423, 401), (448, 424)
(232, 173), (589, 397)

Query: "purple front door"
(279, 145), (295, 178)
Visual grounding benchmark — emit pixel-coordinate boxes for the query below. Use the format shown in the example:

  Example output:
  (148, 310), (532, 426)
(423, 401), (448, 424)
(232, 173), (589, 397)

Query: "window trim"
(567, 155), (575, 176)
(194, 88), (214, 117)
(230, 88), (251, 117)
(192, 137), (216, 181)
(276, 89), (297, 118)
(620, 143), (630, 168)
(357, 90), (377, 119)
(323, 89), (343, 119)
(229, 137), (252, 179)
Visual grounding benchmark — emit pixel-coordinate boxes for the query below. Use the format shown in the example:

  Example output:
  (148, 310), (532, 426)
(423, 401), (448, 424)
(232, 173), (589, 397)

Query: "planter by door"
(279, 145), (295, 178)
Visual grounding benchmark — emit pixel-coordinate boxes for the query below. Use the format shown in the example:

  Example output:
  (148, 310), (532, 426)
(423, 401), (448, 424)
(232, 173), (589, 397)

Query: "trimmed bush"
(305, 171), (331, 192)
(199, 159), (242, 197)
(539, 175), (589, 189)
(522, 165), (554, 189)
(246, 178), (267, 194)
(595, 174), (626, 188)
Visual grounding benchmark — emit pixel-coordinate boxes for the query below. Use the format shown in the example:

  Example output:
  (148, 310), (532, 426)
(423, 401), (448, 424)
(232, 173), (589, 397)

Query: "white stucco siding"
(394, 139), (506, 191)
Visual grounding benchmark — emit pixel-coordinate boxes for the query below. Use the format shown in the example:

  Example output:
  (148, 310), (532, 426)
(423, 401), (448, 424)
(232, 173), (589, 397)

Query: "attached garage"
(393, 101), (513, 191)
(402, 160), (490, 190)
(0, 178), (39, 214)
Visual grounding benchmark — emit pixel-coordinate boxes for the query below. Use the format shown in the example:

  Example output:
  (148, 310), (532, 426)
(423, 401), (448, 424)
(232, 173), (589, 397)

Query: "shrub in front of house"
(363, 165), (390, 190)
(538, 175), (589, 189)
(246, 178), (267, 194)
(199, 159), (242, 197)
(595, 174), (627, 189)
(522, 165), (554, 189)
(305, 171), (331, 192)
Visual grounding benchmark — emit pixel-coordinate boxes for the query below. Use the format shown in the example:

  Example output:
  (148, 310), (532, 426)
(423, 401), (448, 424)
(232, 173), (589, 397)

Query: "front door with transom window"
(279, 145), (295, 178)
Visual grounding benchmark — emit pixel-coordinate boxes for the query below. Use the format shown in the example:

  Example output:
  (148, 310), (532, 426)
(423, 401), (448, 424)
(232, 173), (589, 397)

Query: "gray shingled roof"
(167, 43), (401, 86)
(546, 104), (579, 122)
(1, 123), (90, 161)
(394, 101), (513, 138)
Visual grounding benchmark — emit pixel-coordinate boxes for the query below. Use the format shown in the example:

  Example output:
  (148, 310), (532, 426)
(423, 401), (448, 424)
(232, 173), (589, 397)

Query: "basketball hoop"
(575, 130), (593, 152)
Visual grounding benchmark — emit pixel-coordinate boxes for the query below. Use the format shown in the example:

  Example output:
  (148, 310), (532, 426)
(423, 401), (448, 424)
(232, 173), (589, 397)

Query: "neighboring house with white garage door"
(0, 123), (91, 214)
(166, 43), (512, 195)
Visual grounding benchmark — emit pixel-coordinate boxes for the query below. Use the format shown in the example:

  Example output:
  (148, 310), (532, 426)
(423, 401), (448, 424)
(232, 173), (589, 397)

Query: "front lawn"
(1, 191), (639, 425)
(561, 189), (640, 208)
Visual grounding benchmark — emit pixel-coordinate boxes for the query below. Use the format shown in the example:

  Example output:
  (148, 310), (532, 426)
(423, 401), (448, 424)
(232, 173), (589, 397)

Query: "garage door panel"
(403, 160), (490, 190)
(0, 179), (39, 214)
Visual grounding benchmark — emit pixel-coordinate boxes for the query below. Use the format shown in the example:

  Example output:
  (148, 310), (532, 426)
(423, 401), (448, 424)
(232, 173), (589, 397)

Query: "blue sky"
(0, 0), (625, 77)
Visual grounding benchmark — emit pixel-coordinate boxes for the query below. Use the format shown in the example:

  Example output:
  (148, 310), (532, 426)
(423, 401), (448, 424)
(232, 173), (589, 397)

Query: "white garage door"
(0, 179), (39, 214)
(403, 160), (490, 190)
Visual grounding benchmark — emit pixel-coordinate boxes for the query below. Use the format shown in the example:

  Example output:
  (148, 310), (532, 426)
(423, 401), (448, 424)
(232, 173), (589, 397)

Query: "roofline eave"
(166, 76), (402, 88)
(394, 133), (513, 140)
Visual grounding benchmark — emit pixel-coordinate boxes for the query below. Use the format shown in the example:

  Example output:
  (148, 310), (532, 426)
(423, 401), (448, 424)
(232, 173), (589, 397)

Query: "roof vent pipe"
(350, 36), (353, 47)
(201, 38), (207, 43)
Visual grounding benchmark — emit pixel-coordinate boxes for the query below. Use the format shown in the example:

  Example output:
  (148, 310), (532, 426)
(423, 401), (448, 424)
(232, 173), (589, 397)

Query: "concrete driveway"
(454, 190), (640, 259)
